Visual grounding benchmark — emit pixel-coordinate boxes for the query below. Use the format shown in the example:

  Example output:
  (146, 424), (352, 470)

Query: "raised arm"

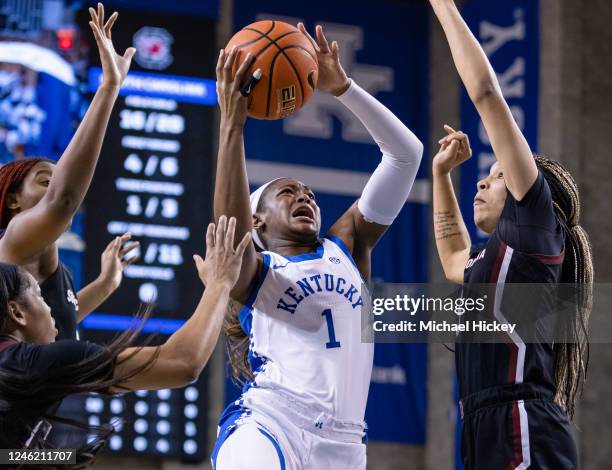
(112, 217), (250, 391)
(429, 0), (537, 200)
(213, 48), (261, 303)
(298, 24), (423, 277)
(433, 126), (472, 283)
(0, 4), (134, 265)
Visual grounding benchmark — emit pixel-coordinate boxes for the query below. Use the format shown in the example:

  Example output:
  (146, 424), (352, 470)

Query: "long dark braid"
(535, 156), (594, 419)
(0, 264), (159, 469)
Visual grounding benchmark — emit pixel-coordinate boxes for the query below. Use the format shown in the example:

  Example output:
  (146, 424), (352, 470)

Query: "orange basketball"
(225, 20), (318, 120)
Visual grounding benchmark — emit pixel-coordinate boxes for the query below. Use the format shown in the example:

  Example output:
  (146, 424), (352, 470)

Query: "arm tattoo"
(435, 210), (462, 241)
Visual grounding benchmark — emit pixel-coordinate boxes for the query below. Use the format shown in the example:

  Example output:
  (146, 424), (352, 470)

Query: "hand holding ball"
(224, 20), (319, 120)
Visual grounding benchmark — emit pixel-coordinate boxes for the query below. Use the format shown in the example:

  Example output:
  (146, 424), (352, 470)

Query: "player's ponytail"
(224, 300), (253, 385)
(535, 156), (594, 419)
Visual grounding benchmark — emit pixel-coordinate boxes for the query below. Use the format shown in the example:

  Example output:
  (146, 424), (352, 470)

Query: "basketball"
(225, 20), (319, 120)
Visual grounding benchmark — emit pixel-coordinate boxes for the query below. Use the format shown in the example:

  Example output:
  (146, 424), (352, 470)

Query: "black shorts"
(460, 385), (577, 470)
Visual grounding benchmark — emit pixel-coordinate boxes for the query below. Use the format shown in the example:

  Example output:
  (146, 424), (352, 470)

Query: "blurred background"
(0, 0), (610, 468)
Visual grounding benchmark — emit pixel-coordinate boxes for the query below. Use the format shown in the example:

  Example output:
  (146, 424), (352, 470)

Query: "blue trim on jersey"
(276, 241), (324, 262)
(238, 253), (271, 335)
(211, 405), (244, 469)
(325, 234), (358, 268)
(257, 426), (286, 470)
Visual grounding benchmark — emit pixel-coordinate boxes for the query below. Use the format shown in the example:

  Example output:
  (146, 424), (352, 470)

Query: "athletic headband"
(249, 177), (286, 250)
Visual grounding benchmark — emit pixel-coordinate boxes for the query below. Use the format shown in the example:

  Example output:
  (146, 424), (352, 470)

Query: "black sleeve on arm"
(497, 171), (564, 255)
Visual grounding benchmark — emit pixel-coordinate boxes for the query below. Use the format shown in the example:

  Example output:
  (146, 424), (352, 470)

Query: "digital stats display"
(73, 8), (218, 462)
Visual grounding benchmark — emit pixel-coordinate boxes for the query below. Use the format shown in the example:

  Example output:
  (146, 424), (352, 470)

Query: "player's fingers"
(235, 232), (252, 258)
(216, 216), (227, 250)
(193, 254), (204, 271)
(448, 140), (460, 154)
(97, 3), (104, 30)
(119, 241), (140, 257)
(444, 124), (457, 135)
(123, 47), (136, 63)
(297, 22), (319, 52)
(122, 253), (139, 268)
(206, 222), (215, 251)
(315, 24), (330, 53)
(216, 49), (225, 79)
(331, 41), (340, 60)
(224, 217), (237, 251)
(89, 21), (103, 46)
(103, 11), (118, 37)
(223, 46), (238, 80)
(233, 53), (254, 90)
(89, 7), (98, 24)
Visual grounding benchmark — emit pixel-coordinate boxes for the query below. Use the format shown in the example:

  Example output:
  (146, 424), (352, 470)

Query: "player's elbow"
(45, 189), (81, 216)
(175, 361), (202, 386)
(470, 79), (500, 106)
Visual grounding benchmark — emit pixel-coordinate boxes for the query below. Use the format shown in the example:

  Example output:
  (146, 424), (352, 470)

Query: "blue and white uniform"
(212, 79), (424, 470)
(213, 236), (371, 469)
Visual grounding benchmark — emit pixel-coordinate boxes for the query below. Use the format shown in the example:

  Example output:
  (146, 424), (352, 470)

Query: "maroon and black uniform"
(457, 172), (577, 469)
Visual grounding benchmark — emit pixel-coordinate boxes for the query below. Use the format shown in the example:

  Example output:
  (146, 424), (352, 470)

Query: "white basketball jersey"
(239, 236), (373, 424)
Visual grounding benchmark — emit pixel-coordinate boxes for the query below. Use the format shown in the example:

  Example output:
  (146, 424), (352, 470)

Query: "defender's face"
(473, 162), (507, 234)
(11, 161), (55, 214)
(17, 272), (56, 344)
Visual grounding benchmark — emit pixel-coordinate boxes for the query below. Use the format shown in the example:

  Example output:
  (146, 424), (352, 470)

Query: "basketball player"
(430, 0), (593, 468)
(0, 4), (134, 340)
(0, 217), (249, 465)
(211, 25), (423, 470)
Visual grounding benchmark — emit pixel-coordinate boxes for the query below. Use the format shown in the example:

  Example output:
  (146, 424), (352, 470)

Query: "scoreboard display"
(68, 7), (218, 462)
(82, 9), (216, 325)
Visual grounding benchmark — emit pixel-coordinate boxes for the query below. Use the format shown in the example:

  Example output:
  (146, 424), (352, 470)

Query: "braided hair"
(535, 156), (594, 419)
(0, 158), (55, 229)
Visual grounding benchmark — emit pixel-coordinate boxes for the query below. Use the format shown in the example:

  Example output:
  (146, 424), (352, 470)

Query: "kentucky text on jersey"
(276, 273), (364, 314)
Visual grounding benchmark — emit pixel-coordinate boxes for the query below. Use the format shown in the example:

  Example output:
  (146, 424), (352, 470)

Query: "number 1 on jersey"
(322, 309), (341, 349)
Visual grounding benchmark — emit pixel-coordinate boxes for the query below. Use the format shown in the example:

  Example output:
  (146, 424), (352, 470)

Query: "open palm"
(88, 3), (135, 87)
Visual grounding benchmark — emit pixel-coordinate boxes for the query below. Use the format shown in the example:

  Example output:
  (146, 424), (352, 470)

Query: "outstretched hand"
(88, 3), (135, 87)
(297, 23), (350, 96)
(99, 232), (140, 291)
(433, 125), (472, 175)
(194, 216), (251, 289)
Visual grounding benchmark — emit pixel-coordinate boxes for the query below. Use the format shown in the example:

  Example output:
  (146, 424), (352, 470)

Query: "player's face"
(16, 272), (56, 344)
(258, 178), (321, 244)
(11, 161), (55, 214)
(473, 162), (507, 234)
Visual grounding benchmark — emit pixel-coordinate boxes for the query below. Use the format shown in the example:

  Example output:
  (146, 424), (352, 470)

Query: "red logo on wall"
(133, 27), (174, 70)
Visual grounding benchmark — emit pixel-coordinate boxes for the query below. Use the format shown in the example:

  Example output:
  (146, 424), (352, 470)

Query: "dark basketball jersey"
(457, 172), (565, 399)
(456, 173), (576, 470)
(457, 232), (564, 398)
(40, 263), (79, 341)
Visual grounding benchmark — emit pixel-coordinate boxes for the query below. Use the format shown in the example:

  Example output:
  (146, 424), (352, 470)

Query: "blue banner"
(460, 0), (540, 244)
(88, 67), (217, 105)
(229, 0), (430, 444)
(457, 1), (540, 468)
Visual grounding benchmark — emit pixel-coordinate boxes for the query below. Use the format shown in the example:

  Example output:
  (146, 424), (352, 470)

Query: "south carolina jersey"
(238, 235), (373, 425)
